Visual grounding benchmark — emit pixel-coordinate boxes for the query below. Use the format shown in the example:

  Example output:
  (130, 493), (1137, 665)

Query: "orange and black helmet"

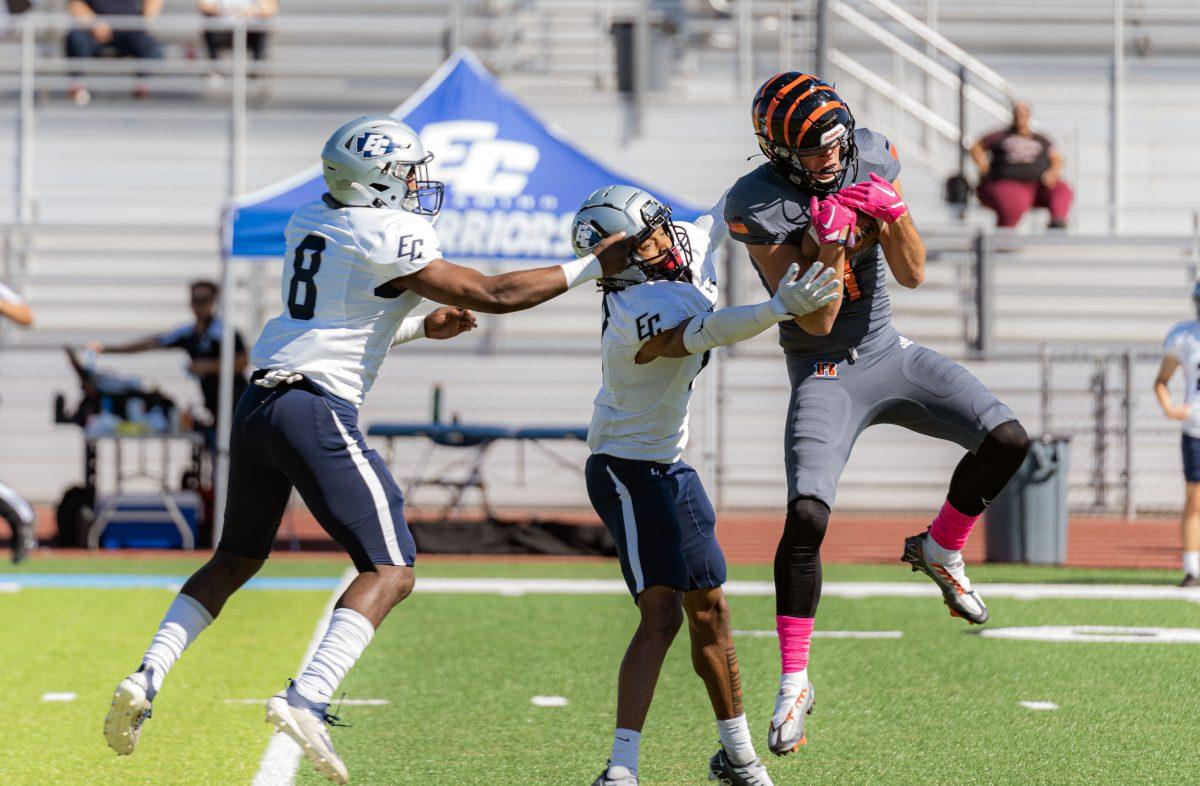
(751, 72), (857, 195)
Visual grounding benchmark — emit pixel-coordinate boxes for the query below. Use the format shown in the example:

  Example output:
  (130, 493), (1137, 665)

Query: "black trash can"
(985, 435), (1070, 564)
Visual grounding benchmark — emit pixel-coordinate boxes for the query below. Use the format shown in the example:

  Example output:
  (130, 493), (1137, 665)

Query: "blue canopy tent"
(212, 49), (701, 541)
(225, 48), (699, 259)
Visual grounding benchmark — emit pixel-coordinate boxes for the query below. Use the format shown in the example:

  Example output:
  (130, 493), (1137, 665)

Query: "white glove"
(770, 261), (841, 317)
(254, 369), (303, 388)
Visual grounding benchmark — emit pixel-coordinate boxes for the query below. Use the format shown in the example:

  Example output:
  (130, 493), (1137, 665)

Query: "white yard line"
(40, 692), (77, 702)
(413, 578), (1200, 604)
(251, 567), (356, 786)
(1019, 700), (1060, 711)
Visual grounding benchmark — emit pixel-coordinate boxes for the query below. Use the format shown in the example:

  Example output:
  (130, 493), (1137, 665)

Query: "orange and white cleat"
(767, 678), (814, 756)
(902, 532), (989, 625)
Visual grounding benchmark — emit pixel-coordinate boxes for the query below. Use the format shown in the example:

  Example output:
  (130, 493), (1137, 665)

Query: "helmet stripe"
(778, 86), (837, 147)
(792, 101), (845, 148)
(753, 72), (790, 114)
(763, 74), (814, 136)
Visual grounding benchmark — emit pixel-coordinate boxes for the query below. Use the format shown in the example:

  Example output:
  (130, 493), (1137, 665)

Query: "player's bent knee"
(207, 550), (265, 586)
(985, 420), (1031, 469)
(785, 496), (831, 547)
(638, 586), (684, 641)
(372, 564), (415, 606)
(686, 591), (731, 642)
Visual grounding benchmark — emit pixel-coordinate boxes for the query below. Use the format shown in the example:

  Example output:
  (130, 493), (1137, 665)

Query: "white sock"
(781, 668), (809, 692)
(609, 728), (641, 775)
(140, 593), (213, 698)
(717, 714), (756, 765)
(923, 532), (961, 564)
(290, 608), (375, 711)
(1184, 551), (1200, 577)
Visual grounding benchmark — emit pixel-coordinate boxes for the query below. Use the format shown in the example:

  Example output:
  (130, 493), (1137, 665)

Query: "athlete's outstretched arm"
(746, 241), (846, 336)
(635, 262), (839, 363)
(390, 233), (636, 314)
(875, 180), (925, 288)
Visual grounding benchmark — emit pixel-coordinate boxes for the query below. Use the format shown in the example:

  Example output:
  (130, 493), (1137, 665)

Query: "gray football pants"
(784, 331), (1017, 507)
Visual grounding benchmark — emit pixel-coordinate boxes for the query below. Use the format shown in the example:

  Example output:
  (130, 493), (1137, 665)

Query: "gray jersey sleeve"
(723, 166), (811, 248)
(856, 128), (902, 183)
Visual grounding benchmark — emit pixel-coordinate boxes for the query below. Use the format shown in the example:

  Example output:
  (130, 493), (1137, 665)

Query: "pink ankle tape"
(776, 615), (814, 673)
(928, 499), (979, 552)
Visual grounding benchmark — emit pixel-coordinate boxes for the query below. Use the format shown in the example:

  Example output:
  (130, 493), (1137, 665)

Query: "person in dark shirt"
(970, 102), (1073, 229)
(89, 280), (249, 428)
(65, 0), (164, 105)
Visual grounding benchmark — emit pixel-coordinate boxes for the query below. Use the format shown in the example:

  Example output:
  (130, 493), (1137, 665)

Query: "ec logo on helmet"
(355, 132), (396, 159)
(573, 221), (600, 251)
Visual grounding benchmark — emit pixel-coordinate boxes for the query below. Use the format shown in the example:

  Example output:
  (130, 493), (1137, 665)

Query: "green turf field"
(2, 558), (1198, 785)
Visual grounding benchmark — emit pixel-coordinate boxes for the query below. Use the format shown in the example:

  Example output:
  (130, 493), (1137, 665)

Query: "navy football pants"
(219, 379), (416, 571)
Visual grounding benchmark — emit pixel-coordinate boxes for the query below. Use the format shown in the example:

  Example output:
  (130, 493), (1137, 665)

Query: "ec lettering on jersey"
(636, 312), (664, 341)
(397, 234), (425, 262)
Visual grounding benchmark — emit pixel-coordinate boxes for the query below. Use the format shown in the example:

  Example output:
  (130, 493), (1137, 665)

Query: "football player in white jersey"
(103, 114), (636, 783)
(577, 186), (839, 786)
(1154, 280), (1200, 587)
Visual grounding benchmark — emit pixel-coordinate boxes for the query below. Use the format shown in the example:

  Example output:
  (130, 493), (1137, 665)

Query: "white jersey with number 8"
(251, 196), (441, 405)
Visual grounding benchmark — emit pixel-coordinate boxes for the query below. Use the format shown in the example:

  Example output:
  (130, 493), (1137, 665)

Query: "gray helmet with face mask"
(571, 185), (692, 292)
(320, 114), (444, 215)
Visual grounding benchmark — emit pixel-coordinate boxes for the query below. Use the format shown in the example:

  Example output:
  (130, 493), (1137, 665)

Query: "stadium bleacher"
(0, 0), (1195, 514)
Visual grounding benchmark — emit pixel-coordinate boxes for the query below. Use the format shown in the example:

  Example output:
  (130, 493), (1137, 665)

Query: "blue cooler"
(96, 492), (202, 550)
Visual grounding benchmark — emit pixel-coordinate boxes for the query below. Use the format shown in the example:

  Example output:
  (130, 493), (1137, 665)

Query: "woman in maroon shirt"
(970, 102), (1073, 229)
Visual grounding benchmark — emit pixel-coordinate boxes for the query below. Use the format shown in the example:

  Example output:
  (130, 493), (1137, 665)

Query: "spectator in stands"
(65, 0), (164, 106)
(970, 102), (1073, 229)
(197, 0), (276, 76)
(88, 280), (249, 437)
(0, 280), (37, 563)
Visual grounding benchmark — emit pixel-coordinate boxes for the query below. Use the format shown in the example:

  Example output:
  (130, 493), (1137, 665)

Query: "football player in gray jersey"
(723, 73), (1031, 755)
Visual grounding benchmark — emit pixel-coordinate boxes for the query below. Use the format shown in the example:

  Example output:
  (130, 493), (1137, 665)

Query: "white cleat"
(592, 763), (639, 786)
(266, 691), (350, 785)
(104, 670), (153, 756)
(768, 679), (814, 756)
(708, 747), (774, 785)
(902, 532), (989, 625)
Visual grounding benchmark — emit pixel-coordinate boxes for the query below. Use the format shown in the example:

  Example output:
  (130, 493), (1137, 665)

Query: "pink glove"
(836, 172), (908, 223)
(808, 195), (857, 246)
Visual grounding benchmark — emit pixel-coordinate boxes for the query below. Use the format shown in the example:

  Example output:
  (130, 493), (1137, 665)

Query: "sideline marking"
(531, 695), (569, 708)
(3, 575), (1198, 605)
(0, 582), (18, 593)
(733, 629), (903, 639)
(1019, 700), (1059, 711)
(251, 567), (355, 786)
(0, 574), (344, 591)
(979, 625), (1200, 644)
(41, 692), (77, 702)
